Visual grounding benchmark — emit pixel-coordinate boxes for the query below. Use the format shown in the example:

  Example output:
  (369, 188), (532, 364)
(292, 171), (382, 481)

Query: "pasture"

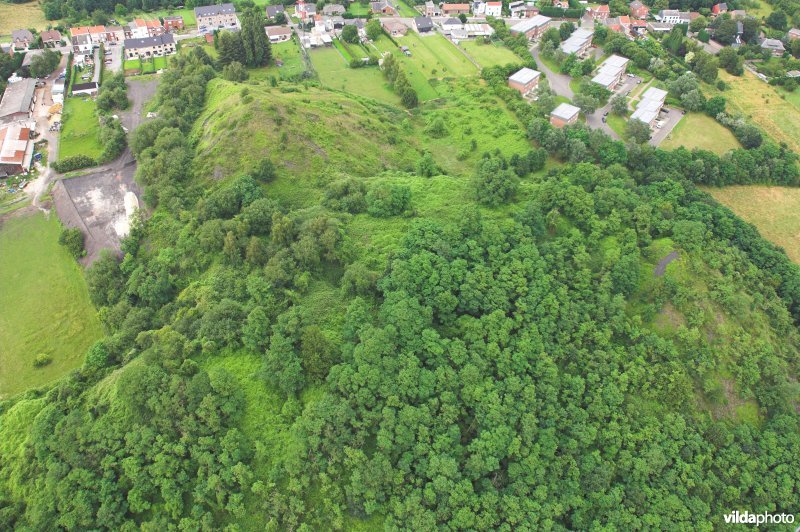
(59, 97), (103, 161)
(396, 32), (477, 79)
(0, 1), (47, 38)
(703, 185), (800, 263)
(0, 212), (103, 399)
(707, 71), (800, 154)
(249, 40), (306, 80)
(458, 40), (520, 69)
(661, 113), (741, 154)
(310, 47), (399, 104)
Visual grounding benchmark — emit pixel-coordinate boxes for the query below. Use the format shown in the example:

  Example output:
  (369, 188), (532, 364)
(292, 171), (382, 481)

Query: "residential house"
(11, 30), (34, 52)
(70, 27), (94, 54)
(124, 33), (176, 60)
(371, 0), (398, 15)
(629, 1), (649, 19)
(550, 102), (580, 127)
(328, 16), (346, 29)
(296, 1), (317, 22)
(126, 18), (165, 39)
(414, 16), (435, 33)
(657, 10), (690, 25)
(509, 1), (538, 18)
(0, 121), (35, 175)
(266, 26), (292, 42)
(711, 2), (727, 16)
(441, 18), (463, 32)
(560, 27), (593, 56)
(788, 28), (800, 40)
(266, 4), (285, 18)
(300, 25), (333, 47)
(195, 3), (239, 32)
(630, 86), (667, 126)
(105, 26), (125, 43)
(163, 16), (185, 32)
(473, 1), (486, 15)
(382, 20), (408, 36)
(553, 0), (569, 8)
(630, 18), (647, 36)
(591, 54), (629, 89)
(425, 1), (442, 16)
(72, 81), (99, 97)
(510, 15), (551, 40)
(441, 3), (471, 15)
(508, 67), (541, 96)
(0, 79), (37, 124)
(40, 29), (62, 47)
(323, 4), (346, 15)
(760, 38), (785, 56)
(587, 5), (609, 20)
(485, 1), (502, 17)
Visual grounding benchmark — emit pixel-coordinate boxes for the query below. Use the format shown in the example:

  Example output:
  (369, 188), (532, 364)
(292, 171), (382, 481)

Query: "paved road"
(530, 45), (574, 99)
(648, 107), (682, 147)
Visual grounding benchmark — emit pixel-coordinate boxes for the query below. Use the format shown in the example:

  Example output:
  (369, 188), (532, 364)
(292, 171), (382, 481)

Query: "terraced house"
(195, 3), (240, 32)
(124, 34), (176, 60)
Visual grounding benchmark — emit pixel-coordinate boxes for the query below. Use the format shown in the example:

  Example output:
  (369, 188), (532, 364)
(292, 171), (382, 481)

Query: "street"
(531, 45), (574, 99)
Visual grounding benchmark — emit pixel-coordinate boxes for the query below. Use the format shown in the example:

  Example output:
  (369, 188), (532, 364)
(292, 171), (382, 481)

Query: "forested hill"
(1, 48), (800, 530)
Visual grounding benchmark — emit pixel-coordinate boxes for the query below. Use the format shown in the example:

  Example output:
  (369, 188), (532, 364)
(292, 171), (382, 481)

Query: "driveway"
(531, 45), (573, 99)
(104, 42), (123, 73)
(648, 107), (683, 147)
(584, 75), (643, 140)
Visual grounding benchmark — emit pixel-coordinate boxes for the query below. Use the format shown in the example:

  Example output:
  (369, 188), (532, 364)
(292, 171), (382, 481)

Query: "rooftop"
(560, 27), (593, 54)
(195, 3), (236, 17)
(510, 15), (551, 33)
(551, 102), (580, 121)
(509, 67), (541, 85)
(124, 33), (175, 49)
(0, 79), (36, 120)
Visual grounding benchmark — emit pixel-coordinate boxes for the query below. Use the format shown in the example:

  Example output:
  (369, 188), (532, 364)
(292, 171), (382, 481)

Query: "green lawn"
(59, 98), (103, 161)
(131, 7), (197, 28)
(606, 113), (627, 138)
(394, 0), (419, 16)
(0, 213), (103, 399)
(396, 32), (478, 79)
(310, 47), (400, 104)
(347, 2), (371, 15)
(458, 40), (520, 69)
(661, 112), (741, 154)
(249, 40), (307, 81)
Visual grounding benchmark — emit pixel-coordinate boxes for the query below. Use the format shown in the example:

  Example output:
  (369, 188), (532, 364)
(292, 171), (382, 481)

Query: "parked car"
(104, 59), (112, 64)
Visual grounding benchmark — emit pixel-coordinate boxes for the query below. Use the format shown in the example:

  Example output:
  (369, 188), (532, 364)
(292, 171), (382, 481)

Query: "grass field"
(249, 39), (306, 81)
(59, 97), (103, 161)
(396, 32), (477, 79)
(458, 40), (519, 69)
(310, 47), (399, 104)
(703, 186), (800, 263)
(704, 71), (800, 154)
(124, 56), (168, 74)
(0, 1), (47, 38)
(347, 2), (371, 15)
(748, 0), (773, 18)
(606, 113), (626, 138)
(661, 112), (741, 154)
(0, 213), (103, 399)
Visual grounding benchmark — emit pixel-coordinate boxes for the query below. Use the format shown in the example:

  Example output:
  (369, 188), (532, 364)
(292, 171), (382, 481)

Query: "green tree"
(366, 19), (382, 41)
(625, 118), (651, 143)
(342, 24), (359, 44)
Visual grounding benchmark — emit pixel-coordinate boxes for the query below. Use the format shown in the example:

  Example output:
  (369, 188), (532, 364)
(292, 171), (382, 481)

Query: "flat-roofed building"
(560, 27), (593, 56)
(591, 54), (629, 89)
(550, 102), (580, 127)
(509, 15), (551, 40)
(508, 67), (541, 96)
(630, 86), (667, 126)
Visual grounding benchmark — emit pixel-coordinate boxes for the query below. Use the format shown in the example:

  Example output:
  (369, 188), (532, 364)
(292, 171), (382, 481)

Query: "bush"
(52, 155), (97, 173)
(59, 227), (86, 259)
(366, 182), (412, 217)
(222, 61), (249, 82)
(33, 353), (53, 368)
(252, 158), (277, 182)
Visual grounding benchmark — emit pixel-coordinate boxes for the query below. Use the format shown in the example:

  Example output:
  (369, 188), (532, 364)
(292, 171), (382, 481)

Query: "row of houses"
(560, 28), (593, 56)
(631, 86), (668, 127)
(510, 15), (552, 40)
(591, 54), (629, 90)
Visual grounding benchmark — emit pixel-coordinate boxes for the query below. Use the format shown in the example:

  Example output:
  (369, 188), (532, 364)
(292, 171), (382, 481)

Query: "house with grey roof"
(195, 3), (239, 32)
(124, 34), (176, 60)
(11, 29), (34, 51)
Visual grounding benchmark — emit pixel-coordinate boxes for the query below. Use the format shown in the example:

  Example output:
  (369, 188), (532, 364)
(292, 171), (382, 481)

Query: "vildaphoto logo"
(723, 510), (795, 527)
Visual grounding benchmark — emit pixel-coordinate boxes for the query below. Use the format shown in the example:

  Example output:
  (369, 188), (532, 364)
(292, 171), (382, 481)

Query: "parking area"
(649, 107), (683, 146)
(103, 42), (123, 74)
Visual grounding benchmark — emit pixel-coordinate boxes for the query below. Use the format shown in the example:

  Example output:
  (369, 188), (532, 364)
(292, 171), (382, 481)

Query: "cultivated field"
(661, 113), (741, 154)
(0, 212), (103, 398)
(707, 71), (800, 154)
(458, 40), (520, 69)
(310, 47), (399, 104)
(704, 185), (800, 263)
(0, 1), (47, 38)
(59, 97), (103, 160)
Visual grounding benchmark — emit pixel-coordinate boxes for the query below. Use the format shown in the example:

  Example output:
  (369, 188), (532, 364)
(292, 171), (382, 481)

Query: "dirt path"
(654, 251), (680, 277)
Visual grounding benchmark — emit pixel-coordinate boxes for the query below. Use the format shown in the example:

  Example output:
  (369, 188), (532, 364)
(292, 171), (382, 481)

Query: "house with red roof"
(629, 1), (649, 19)
(587, 4), (609, 20)
(711, 3), (728, 16)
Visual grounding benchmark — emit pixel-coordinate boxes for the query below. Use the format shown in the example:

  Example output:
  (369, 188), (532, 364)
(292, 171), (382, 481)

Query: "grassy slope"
(661, 112), (741, 154)
(704, 71), (800, 154)
(703, 185), (800, 264)
(0, 1), (47, 38)
(59, 97), (103, 160)
(0, 213), (103, 399)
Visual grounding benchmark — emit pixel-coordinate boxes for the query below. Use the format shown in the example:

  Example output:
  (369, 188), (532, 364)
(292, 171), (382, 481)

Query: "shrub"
(52, 155), (96, 173)
(59, 227), (86, 259)
(33, 353), (53, 368)
(366, 182), (412, 217)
